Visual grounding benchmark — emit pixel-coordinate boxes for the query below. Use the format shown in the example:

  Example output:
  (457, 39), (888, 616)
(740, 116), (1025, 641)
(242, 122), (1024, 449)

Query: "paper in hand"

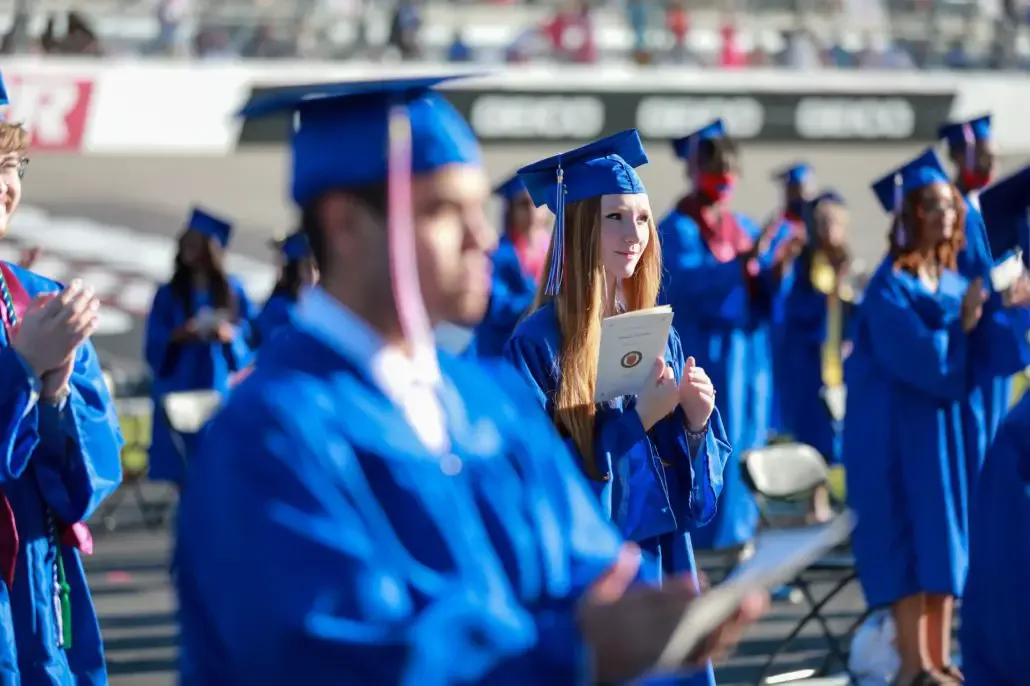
(651, 511), (856, 674)
(595, 306), (674, 403)
(991, 249), (1025, 293)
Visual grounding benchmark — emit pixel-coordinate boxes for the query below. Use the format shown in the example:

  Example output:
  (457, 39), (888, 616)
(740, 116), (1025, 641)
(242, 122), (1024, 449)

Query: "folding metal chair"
(742, 442), (865, 685)
(96, 397), (163, 533)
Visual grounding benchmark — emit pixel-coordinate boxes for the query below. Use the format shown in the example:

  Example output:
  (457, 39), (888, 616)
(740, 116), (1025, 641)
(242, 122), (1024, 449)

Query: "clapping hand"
(12, 280), (99, 380)
(679, 356), (715, 432)
(961, 277), (988, 333)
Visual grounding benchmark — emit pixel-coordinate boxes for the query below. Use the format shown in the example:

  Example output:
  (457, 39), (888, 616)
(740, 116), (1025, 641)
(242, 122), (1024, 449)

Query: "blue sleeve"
(501, 333), (652, 485)
(226, 281), (257, 370)
(647, 331), (730, 527)
(32, 341), (123, 524)
(0, 347), (40, 483)
(144, 285), (178, 378)
(958, 209), (1030, 377)
(177, 388), (603, 685)
(970, 303), (1030, 378)
(863, 276), (968, 400)
(659, 213), (748, 322)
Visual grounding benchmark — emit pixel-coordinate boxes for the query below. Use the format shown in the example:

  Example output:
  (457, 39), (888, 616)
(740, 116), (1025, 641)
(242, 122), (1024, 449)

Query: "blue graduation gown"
(762, 215), (803, 438)
(144, 278), (255, 485)
(772, 251), (848, 464)
(467, 235), (537, 359)
(255, 291), (295, 346)
(843, 261), (981, 607)
(503, 302), (731, 686)
(175, 320), (669, 684)
(957, 195), (1030, 449)
(961, 393), (1030, 686)
(657, 208), (780, 550)
(0, 263), (124, 684)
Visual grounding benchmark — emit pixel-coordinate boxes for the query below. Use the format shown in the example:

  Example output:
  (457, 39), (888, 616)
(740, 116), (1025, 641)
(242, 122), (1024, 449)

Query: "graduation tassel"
(962, 121), (975, 171)
(386, 103), (434, 357)
(892, 172), (906, 246)
(544, 166), (565, 297)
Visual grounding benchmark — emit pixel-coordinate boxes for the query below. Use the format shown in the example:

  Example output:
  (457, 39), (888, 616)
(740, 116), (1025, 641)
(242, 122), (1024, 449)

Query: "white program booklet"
(595, 306), (674, 404)
(991, 249), (1025, 293)
(652, 511), (857, 674)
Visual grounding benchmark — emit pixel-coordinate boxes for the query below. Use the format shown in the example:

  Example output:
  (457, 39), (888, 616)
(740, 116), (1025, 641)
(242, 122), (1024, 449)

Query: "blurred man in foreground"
(175, 75), (767, 684)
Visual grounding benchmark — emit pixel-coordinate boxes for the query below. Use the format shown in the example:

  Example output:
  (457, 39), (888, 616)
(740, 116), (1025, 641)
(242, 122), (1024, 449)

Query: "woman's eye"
(605, 212), (622, 221)
(637, 215), (650, 224)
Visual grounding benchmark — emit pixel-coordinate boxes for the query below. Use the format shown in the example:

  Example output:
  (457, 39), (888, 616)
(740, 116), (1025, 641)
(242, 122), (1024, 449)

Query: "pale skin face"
(0, 152), (24, 237)
(598, 192), (652, 284)
(919, 182), (958, 247)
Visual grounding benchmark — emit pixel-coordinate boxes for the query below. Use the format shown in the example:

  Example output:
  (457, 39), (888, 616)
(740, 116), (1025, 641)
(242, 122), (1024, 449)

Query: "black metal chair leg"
(755, 573), (860, 685)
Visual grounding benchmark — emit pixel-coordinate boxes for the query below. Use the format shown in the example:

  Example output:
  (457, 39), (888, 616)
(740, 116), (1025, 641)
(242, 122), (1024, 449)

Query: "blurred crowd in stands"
(1, 0), (1029, 69)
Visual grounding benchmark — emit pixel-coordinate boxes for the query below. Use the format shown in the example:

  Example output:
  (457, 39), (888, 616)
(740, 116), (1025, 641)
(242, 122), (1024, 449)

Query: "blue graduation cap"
(671, 119), (725, 161)
(937, 114), (992, 150)
(237, 74), (483, 207)
(0, 69), (7, 108)
(187, 207), (233, 248)
(517, 129), (649, 295)
(979, 165), (1030, 261)
(280, 231), (311, 261)
(870, 148), (949, 215)
(773, 163), (812, 187)
(494, 174), (528, 203)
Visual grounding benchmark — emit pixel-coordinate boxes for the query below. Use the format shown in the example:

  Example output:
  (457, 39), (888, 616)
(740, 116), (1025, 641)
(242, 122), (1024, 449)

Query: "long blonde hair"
(530, 195), (663, 481)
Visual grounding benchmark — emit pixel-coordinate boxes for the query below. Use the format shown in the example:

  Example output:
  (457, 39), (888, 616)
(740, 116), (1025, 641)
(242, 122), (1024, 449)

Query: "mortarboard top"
(937, 114), (992, 149)
(280, 231), (312, 261)
(517, 129), (649, 295)
(979, 165), (1030, 261)
(773, 163), (812, 187)
(493, 175), (528, 203)
(187, 207), (233, 248)
(236, 74), (483, 208)
(671, 118), (726, 161)
(0, 69), (7, 108)
(870, 148), (949, 215)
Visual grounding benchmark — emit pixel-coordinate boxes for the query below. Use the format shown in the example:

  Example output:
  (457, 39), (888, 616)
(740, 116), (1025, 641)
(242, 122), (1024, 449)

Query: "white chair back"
(161, 391), (223, 434)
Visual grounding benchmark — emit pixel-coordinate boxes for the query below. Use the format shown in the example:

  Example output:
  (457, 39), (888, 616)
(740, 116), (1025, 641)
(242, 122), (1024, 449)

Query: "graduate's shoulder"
(439, 351), (556, 432)
(2, 261), (65, 293)
(508, 301), (561, 351)
(658, 208), (701, 235)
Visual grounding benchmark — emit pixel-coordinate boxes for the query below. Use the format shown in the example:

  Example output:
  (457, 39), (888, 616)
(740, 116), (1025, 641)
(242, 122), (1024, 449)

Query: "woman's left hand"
(679, 356), (715, 432)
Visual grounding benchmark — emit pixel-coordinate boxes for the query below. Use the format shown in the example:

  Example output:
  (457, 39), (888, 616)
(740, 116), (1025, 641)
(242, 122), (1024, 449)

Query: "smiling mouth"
(615, 250), (640, 256)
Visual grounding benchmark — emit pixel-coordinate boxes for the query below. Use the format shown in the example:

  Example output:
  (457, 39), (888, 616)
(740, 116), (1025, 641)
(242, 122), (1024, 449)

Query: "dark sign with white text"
(236, 84), (956, 146)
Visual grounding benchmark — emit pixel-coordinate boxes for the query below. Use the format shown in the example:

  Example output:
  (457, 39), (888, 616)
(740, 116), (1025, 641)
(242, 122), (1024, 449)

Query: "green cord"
(56, 548), (72, 649)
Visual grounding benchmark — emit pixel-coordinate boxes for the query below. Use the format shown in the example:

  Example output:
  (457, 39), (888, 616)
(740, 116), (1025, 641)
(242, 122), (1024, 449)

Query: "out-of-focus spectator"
(859, 33), (915, 69)
(944, 38), (971, 69)
(196, 28), (236, 60)
(627, 0), (650, 63)
(782, 25), (824, 69)
(448, 30), (474, 62)
(543, 0), (597, 64)
(156, 0), (190, 56)
(665, 0), (691, 64)
(242, 22), (293, 59)
(719, 18), (746, 68)
(41, 12), (103, 56)
(389, 0), (422, 61)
